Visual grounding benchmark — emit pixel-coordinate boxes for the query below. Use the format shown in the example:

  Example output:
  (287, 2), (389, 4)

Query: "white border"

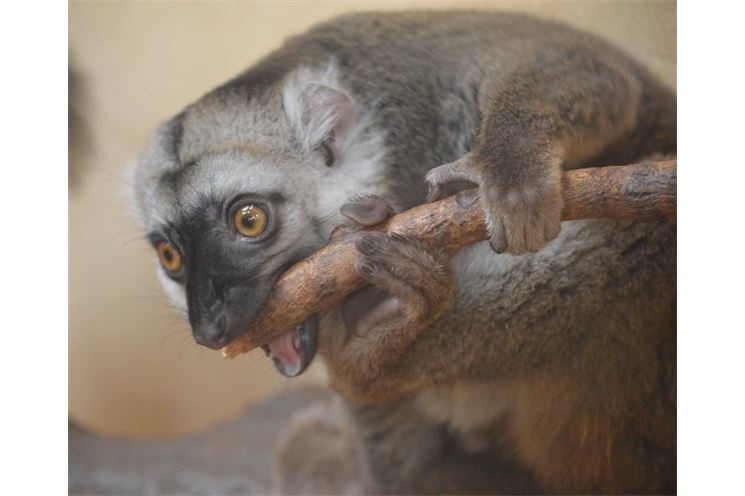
(1, 1), (68, 493)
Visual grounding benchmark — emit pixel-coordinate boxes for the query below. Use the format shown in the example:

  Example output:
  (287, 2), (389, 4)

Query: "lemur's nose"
(193, 312), (230, 350)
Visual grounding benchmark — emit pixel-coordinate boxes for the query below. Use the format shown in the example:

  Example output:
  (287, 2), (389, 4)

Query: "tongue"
(267, 329), (302, 377)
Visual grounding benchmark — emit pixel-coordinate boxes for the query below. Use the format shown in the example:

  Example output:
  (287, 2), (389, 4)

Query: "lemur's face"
(132, 64), (389, 377)
(140, 148), (327, 379)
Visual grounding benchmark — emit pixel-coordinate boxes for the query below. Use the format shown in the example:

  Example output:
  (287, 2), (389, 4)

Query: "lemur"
(132, 11), (676, 494)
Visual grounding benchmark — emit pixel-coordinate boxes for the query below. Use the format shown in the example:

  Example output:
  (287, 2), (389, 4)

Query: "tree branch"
(223, 159), (676, 358)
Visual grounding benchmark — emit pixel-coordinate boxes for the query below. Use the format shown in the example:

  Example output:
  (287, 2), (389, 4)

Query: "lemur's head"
(132, 63), (387, 377)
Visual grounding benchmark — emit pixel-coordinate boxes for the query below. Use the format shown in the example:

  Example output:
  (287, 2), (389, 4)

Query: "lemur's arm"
(427, 35), (674, 254)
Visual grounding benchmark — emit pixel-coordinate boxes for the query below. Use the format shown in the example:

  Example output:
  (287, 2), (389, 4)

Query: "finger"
(525, 212), (549, 253)
(355, 257), (427, 317)
(544, 220), (561, 243)
(355, 232), (447, 293)
(425, 154), (481, 190)
(488, 214), (509, 254)
(503, 213), (529, 255)
(341, 196), (394, 226)
(426, 182), (444, 202)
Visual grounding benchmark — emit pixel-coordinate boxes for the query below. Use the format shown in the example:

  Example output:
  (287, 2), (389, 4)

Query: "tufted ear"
(283, 66), (355, 150)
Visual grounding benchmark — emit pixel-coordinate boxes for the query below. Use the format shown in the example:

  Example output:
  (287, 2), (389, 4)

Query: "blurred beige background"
(69, 0), (675, 437)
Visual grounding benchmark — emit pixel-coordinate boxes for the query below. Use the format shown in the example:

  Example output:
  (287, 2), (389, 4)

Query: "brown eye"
(157, 242), (183, 274)
(233, 204), (268, 237)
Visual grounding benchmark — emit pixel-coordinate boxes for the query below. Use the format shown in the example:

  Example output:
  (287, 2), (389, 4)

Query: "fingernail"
(455, 189), (479, 207)
(356, 235), (377, 255)
(359, 259), (377, 276)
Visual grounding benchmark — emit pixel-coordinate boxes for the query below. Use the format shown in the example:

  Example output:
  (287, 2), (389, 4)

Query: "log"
(222, 159), (676, 358)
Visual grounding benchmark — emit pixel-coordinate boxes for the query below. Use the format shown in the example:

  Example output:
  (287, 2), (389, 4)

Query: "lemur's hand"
(324, 195), (452, 402)
(426, 149), (563, 255)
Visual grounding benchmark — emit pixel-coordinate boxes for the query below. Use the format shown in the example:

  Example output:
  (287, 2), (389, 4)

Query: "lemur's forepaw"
(335, 197), (451, 346)
(351, 231), (451, 336)
(426, 152), (562, 255)
(324, 197), (452, 401)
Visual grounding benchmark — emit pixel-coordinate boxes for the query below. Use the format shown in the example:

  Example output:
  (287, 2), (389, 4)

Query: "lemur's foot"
(426, 151), (562, 255)
(274, 400), (366, 494)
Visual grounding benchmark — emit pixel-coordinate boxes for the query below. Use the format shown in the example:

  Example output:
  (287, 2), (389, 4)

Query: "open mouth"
(258, 286), (396, 378)
(261, 315), (319, 377)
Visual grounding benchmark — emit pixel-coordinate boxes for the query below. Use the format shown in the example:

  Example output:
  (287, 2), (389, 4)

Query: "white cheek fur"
(157, 269), (187, 314)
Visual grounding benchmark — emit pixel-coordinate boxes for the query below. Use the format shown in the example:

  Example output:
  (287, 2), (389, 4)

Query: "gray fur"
(133, 11), (676, 494)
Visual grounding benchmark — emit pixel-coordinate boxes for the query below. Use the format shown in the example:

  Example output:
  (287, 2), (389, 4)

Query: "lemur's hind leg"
(273, 399), (370, 495)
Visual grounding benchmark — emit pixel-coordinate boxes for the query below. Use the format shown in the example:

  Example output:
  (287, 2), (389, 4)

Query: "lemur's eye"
(157, 242), (183, 275)
(234, 204), (268, 237)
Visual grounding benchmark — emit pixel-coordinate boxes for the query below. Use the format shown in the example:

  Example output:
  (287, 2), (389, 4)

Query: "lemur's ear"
(283, 65), (355, 150)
